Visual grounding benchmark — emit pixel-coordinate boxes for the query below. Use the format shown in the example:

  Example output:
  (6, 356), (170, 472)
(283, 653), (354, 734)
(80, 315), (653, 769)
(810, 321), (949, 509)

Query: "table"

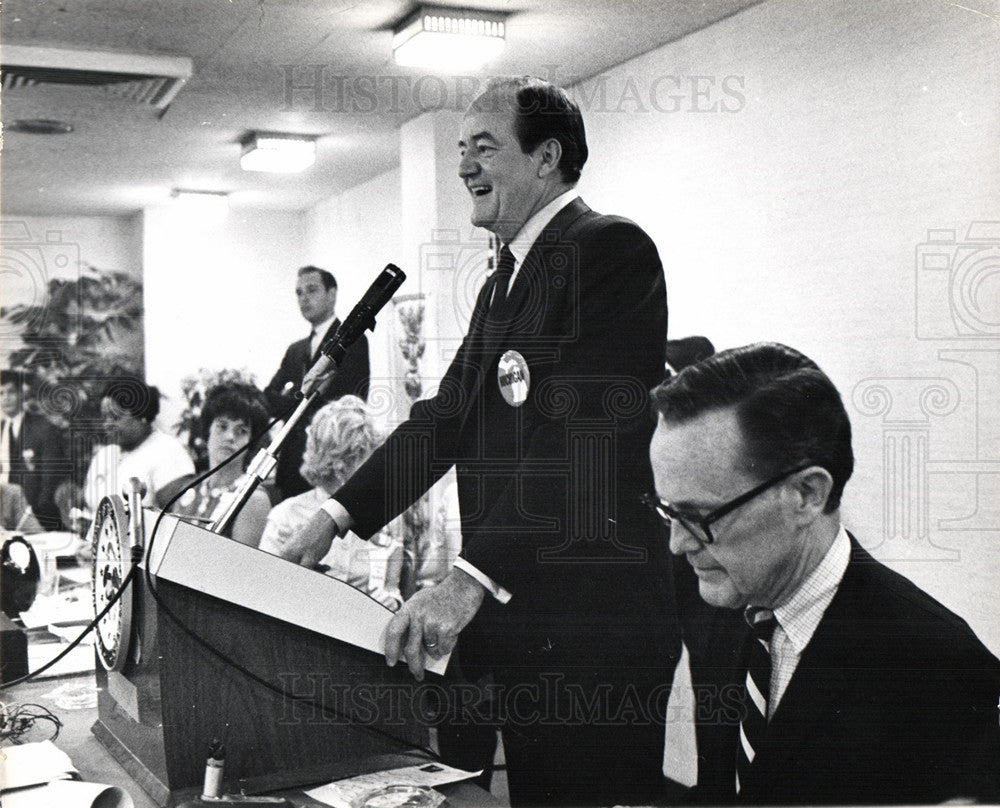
(3, 675), (503, 808)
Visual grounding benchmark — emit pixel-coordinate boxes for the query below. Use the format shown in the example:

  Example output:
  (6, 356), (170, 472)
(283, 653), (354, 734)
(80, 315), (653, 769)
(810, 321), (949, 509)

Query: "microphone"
(300, 264), (406, 395)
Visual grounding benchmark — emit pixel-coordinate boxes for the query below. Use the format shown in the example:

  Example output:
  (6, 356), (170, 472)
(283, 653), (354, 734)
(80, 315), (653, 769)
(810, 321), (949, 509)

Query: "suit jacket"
(1, 482), (43, 533)
(335, 198), (680, 676)
(264, 318), (370, 500)
(684, 535), (1000, 804)
(7, 411), (69, 530)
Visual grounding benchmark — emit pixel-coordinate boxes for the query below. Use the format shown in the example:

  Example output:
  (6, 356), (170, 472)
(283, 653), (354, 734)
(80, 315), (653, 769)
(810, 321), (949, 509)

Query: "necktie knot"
(495, 246), (515, 280)
(745, 607), (777, 642)
(488, 246), (516, 310)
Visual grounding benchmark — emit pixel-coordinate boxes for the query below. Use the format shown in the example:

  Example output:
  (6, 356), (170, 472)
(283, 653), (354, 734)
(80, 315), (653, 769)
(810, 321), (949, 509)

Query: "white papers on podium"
(144, 512), (450, 675)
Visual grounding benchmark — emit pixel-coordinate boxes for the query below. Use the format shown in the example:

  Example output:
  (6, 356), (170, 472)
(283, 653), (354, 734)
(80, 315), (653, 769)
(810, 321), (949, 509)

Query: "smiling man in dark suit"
(264, 266), (370, 500)
(648, 342), (1000, 804)
(278, 76), (681, 805)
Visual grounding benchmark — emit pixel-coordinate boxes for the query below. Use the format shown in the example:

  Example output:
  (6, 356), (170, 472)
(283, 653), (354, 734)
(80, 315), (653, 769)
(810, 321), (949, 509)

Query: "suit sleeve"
(328, 333), (370, 401)
(264, 345), (300, 417)
(333, 286), (494, 538)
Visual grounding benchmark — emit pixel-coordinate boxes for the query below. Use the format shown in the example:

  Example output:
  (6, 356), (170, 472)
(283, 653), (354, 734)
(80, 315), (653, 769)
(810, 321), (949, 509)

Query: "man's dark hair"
(199, 382), (270, 468)
(472, 76), (589, 184)
(0, 369), (33, 393)
(650, 342), (854, 512)
(102, 376), (161, 423)
(298, 265), (337, 291)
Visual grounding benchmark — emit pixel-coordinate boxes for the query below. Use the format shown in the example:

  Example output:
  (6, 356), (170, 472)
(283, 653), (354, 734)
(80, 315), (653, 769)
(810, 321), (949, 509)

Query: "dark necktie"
(490, 246), (516, 310)
(736, 607), (777, 794)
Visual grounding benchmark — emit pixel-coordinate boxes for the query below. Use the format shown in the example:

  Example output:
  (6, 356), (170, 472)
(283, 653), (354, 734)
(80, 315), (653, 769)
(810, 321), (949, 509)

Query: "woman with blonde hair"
(258, 396), (402, 610)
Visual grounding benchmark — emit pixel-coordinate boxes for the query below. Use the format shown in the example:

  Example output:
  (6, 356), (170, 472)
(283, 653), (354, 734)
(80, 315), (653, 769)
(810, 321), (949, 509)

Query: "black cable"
(10, 395), (451, 759)
(3, 408), (286, 688)
(142, 407), (443, 759)
(0, 701), (64, 742)
(2, 559), (141, 687)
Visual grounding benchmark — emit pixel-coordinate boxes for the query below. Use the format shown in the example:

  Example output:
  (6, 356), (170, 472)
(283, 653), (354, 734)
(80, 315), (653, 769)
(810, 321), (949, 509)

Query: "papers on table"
(0, 741), (134, 808)
(2, 780), (134, 808)
(20, 531), (82, 559)
(0, 740), (77, 789)
(305, 761), (481, 808)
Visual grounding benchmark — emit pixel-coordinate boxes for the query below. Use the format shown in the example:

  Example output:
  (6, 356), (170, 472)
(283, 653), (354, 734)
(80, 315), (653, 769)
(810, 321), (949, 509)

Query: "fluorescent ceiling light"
(393, 7), (506, 72)
(171, 189), (229, 215)
(240, 132), (316, 173)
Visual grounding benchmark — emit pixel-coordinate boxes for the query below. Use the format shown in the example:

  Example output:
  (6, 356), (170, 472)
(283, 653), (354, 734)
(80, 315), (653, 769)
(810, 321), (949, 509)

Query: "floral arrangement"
(0, 264), (144, 480)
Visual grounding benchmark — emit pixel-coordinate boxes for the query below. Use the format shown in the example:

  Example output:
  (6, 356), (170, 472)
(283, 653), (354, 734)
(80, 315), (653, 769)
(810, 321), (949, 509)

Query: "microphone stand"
(208, 263), (405, 535)
(208, 361), (338, 536)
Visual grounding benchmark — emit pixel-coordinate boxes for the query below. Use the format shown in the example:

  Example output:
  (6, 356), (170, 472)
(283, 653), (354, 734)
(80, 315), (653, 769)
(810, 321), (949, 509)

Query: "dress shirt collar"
(505, 188), (580, 267)
(309, 314), (338, 354)
(5, 411), (24, 436)
(772, 525), (851, 655)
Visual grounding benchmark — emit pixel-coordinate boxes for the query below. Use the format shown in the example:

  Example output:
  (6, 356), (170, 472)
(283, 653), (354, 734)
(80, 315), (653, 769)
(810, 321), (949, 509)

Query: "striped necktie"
(736, 607), (776, 794)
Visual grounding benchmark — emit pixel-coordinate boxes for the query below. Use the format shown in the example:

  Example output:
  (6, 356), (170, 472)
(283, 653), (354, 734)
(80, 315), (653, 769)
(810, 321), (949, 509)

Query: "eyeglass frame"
(642, 462), (813, 545)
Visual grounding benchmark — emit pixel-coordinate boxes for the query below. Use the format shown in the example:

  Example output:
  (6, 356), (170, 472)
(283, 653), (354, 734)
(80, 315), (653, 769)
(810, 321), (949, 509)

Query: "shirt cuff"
(453, 557), (512, 604)
(319, 499), (353, 534)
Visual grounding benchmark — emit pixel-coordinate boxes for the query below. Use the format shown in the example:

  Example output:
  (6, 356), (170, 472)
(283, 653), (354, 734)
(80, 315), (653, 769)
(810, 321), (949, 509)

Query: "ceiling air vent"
(0, 44), (193, 113)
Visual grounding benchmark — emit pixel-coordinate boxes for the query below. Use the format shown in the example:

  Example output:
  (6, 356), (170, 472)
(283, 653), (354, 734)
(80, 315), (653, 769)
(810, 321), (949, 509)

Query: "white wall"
(141, 206), (308, 427)
(0, 213), (143, 314)
(305, 167), (404, 423)
(577, 0), (1000, 649)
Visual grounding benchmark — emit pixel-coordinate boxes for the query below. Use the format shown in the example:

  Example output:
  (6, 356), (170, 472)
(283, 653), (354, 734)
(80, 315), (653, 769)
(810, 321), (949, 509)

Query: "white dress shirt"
(309, 314), (338, 359)
(1, 411), (24, 484)
(768, 525), (852, 715)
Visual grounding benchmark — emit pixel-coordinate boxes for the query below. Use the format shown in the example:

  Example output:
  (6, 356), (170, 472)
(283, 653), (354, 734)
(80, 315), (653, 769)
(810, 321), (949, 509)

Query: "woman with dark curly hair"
(172, 382), (272, 546)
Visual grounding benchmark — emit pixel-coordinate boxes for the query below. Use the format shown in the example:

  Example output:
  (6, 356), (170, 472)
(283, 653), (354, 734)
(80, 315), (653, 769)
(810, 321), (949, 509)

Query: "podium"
(92, 512), (435, 807)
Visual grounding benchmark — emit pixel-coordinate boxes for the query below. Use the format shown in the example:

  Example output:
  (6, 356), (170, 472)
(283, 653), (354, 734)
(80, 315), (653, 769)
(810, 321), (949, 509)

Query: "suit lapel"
(482, 197), (591, 355)
(746, 535), (871, 787)
(451, 199), (590, 437)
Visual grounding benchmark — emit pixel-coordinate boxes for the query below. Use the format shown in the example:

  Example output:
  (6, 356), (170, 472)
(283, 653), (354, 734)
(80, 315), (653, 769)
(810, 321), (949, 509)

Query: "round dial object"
(92, 495), (133, 671)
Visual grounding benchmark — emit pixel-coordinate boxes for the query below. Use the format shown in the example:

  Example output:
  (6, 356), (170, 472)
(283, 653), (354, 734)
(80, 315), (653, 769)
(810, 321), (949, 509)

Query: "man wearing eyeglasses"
(648, 342), (1000, 804)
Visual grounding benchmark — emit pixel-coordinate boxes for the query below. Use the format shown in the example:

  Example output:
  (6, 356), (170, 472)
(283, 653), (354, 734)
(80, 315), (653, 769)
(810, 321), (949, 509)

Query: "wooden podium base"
(92, 516), (432, 807)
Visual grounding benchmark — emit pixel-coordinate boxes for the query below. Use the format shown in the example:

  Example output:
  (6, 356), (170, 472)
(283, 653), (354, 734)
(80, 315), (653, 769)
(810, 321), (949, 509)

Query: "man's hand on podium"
(385, 569), (485, 681)
(273, 508), (338, 567)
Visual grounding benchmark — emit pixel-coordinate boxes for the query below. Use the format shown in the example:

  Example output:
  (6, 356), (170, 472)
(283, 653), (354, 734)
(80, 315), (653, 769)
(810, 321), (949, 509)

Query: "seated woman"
(172, 382), (272, 546)
(85, 376), (195, 511)
(258, 396), (403, 610)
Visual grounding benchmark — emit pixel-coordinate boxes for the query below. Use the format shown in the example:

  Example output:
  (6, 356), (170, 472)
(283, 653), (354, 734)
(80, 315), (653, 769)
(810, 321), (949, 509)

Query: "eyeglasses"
(642, 463), (812, 545)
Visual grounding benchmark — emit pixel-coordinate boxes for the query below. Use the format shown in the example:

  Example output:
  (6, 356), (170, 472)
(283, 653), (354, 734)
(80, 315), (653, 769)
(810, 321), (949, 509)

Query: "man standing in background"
(1, 369), (69, 530)
(264, 266), (370, 501)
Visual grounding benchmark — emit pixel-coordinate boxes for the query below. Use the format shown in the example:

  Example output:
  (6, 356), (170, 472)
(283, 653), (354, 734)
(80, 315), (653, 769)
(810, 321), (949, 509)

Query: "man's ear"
(536, 138), (563, 178)
(790, 466), (835, 520)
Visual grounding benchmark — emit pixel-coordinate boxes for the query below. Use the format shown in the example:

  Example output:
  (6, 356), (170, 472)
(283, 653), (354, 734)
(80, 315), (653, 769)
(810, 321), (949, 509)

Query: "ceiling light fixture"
(171, 189), (230, 215)
(6, 119), (74, 135)
(240, 132), (316, 174)
(392, 6), (506, 72)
